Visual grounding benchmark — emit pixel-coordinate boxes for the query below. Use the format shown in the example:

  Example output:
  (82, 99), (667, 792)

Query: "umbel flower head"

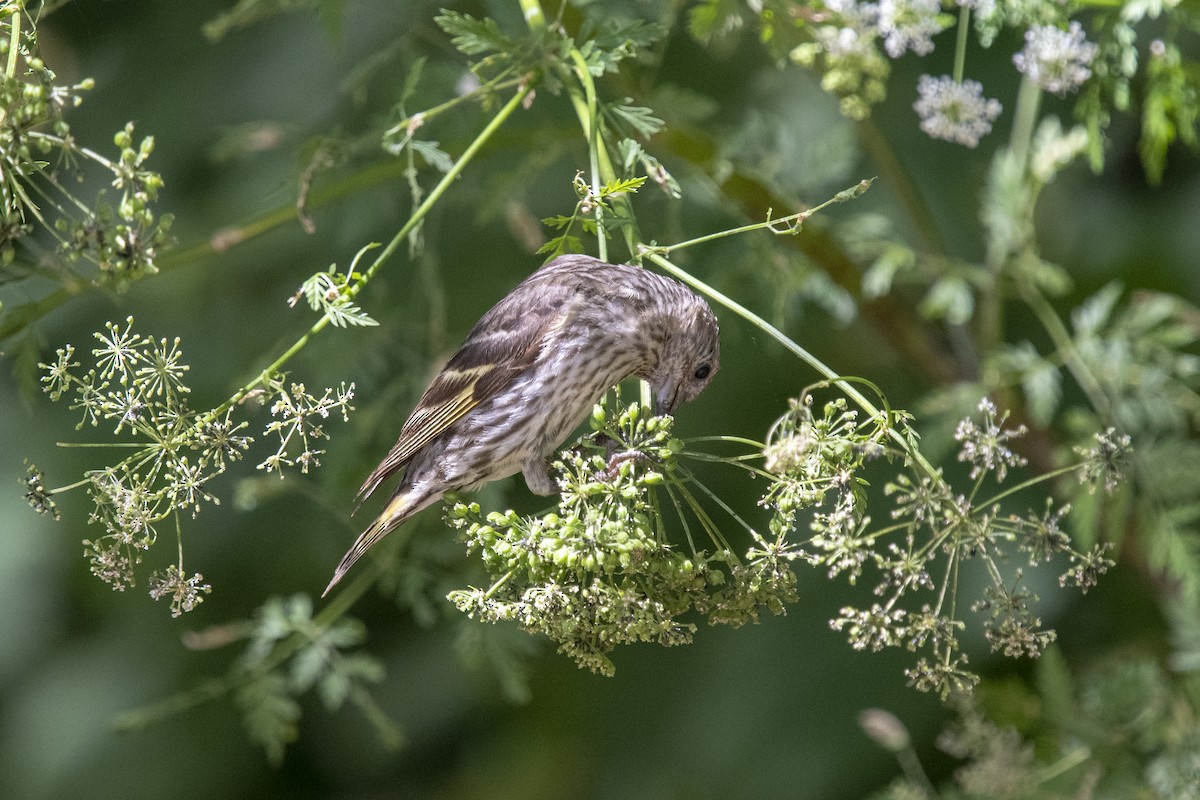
(448, 402), (804, 675)
(1013, 21), (1099, 95)
(914, 74), (1003, 147)
(325, 256), (721, 594)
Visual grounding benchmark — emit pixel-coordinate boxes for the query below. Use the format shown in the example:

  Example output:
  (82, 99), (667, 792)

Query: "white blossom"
(1013, 21), (1099, 95)
(817, 0), (881, 58)
(877, 0), (944, 58)
(914, 75), (1003, 147)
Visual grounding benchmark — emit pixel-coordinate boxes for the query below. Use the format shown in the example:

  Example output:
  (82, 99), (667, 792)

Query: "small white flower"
(815, 0), (881, 58)
(914, 75), (1003, 147)
(877, 0), (944, 58)
(1013, 21), (1099, 95)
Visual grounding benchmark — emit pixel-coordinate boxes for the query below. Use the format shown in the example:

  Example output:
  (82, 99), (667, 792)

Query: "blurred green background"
(1, 1), (1197, 798)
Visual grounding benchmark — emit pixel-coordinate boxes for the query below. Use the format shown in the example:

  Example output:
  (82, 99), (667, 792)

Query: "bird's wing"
(356, 277), (580, 501)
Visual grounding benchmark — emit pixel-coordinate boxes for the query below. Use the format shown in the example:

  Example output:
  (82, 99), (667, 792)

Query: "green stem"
(977, 463), (1080, 509)
(524, 0), (637, 259)
(384, 75), (526, 140)
(1009, 77), (1042, 172)
(351, 82), (535, 294)
(567, 48), (606, 262)
(648, 180), (871, 256)
(54, 441), (146, 448)
(517, 0), (547, 31)
(6, 7), (20, 79)
(685, 434), (768, 449)
(646, 252), (940, 482)
(952, 5), (970, 84)
(1022, 283), (1114, 421)
(1036, 746), (1092, 784)
(210, 81), (536, 419)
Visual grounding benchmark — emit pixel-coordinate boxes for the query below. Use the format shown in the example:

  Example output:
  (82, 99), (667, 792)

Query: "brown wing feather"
(356, 275), (581, 501)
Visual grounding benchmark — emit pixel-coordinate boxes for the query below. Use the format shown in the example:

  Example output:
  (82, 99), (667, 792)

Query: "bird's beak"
(653, 381), (680, 417)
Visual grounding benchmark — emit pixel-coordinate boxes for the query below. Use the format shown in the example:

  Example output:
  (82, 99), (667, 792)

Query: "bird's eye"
(693, 363), (711, 380)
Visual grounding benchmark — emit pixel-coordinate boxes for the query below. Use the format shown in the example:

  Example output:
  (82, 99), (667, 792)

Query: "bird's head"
(647, 298), (720, 416)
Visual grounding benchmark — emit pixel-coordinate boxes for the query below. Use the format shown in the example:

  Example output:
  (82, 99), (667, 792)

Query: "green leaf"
(410, 139), (454, 174)
(318, 653), (384, 711)
(1139, 41), (1200, 184)
(919, 275), (974, 325)
(1072, 283), (1123, 338)
(434, 10), (515, 56)
(604, 101), (665, 140)
(577, 18), (666, 74)
(237, 672), (301, 766)
(537, 234), (584, 259)
(687, 0), (744, 45)
(600, 176), (646, 197)
(541, 215), (577, 231)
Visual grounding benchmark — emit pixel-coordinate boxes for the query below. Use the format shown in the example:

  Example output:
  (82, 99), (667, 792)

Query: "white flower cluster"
(821, 0), (946, 57)
(914, 74), (1003, 147)
(877, 0), (943, 58)
(1013, 21), (1099, 95)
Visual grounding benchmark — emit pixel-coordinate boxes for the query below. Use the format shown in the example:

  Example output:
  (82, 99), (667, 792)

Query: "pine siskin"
(323, 254), (720, 595)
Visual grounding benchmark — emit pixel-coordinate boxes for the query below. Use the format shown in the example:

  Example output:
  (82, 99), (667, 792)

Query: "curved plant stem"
(209, 81), (536, 420)
(645, 251), (940, 481)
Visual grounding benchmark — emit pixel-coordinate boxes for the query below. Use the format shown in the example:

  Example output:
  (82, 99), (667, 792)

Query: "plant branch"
(210, 81), (536, 419)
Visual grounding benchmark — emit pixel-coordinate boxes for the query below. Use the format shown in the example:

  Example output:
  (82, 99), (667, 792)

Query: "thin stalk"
(646, 252), (940, 482)
(1022, 282), (1114, 422)
(384, 75), (526, 140)
(685, 434), (768, 449)
(567, 48), (606, 262)
(517, 0), (547, 31)
(683, 469), (766, 547)
(6, 8), (20, 78)
(1036, 746), (1092, 784)
(978, 463), (1080, 509)
(521, 0), (637, 259)
(1009, 77), (1042, 173)
(664, 483), (699, 556)
(210, 82), (535, 419)
(649, 180), (872, 257)
(953, 5), (970, 84)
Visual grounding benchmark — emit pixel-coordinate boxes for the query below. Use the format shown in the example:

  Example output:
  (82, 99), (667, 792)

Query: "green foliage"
(864, 646), (1200, 799)
(4, 0), (1200, 784)
(235, 595), (397, 764)
(0, 11), (171, 294)
(538, 172), (646, 258)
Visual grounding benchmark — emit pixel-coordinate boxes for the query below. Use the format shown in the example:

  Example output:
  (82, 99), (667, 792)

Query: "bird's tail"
(322, 487), (436, 597)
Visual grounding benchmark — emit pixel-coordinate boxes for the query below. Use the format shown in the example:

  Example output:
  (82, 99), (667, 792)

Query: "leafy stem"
(114, 539), (390, 732)
(210, 80), (537, 421)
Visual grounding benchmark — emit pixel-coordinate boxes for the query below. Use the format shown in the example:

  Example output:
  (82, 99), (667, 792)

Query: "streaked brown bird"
(323, 254), (720, 595)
